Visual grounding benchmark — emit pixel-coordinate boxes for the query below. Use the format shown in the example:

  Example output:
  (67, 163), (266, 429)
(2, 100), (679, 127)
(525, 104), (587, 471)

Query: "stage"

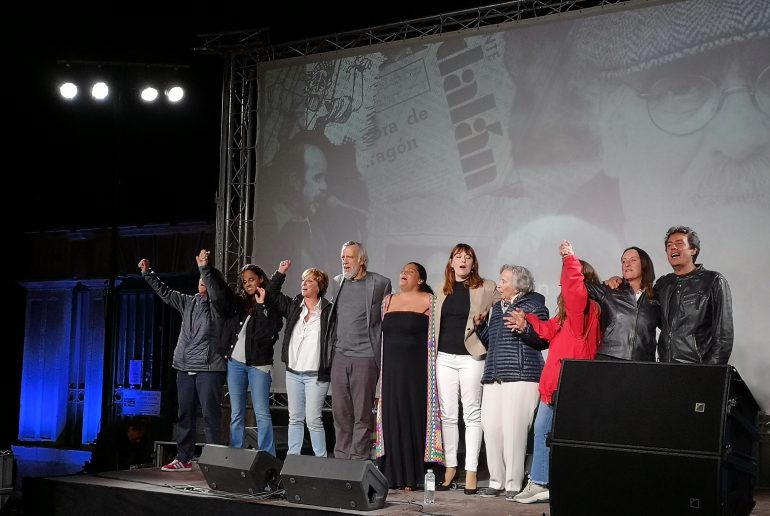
(20, 463), (770, 516)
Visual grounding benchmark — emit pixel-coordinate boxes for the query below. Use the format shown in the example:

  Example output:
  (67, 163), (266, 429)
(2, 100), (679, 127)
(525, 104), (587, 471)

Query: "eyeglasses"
(635, 65), (769, 136)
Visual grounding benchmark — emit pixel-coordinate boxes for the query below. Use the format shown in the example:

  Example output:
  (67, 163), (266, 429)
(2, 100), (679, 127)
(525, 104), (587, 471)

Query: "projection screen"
(253, 0), (770, 408)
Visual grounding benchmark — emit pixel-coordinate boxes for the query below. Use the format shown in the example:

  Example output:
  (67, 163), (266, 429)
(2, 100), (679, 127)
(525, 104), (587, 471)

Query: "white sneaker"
(512, 481), (549, 503)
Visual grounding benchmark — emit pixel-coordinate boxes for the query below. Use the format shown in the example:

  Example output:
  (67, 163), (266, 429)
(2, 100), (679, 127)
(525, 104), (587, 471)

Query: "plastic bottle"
(424, 468), (435, 504)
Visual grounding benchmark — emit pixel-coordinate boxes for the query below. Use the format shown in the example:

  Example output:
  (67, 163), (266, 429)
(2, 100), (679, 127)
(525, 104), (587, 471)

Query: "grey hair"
(341, 241), (368, 270)
(500, 264), (535, 293)
(665, 225), (700, 262)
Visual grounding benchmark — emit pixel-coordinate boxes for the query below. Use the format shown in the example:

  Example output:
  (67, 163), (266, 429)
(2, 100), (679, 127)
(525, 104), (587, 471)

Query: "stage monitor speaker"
(198, 444), (283, 494)
(280, 455), (388, 511)
(549, 360), (759, 516)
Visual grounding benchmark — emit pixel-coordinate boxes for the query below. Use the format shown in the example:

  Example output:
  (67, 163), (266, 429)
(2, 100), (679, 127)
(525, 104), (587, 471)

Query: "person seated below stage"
(84, 416), (154, 473)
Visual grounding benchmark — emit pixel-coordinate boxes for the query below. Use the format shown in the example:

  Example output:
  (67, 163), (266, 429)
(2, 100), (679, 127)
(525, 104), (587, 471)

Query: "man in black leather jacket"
(654, 226), (733, 364)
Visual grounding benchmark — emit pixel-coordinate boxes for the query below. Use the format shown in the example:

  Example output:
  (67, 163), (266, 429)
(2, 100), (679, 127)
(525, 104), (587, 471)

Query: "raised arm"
(268, 259), (293, 316)
(197, 249), (238, 317)
(559, 242), (589, 338)
(138, 258), (188, 313)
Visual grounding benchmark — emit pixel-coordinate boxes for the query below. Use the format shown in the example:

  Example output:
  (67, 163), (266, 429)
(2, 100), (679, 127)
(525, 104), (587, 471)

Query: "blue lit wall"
(18, 275), (184, 450)
(75, 280), (107, 444)
(19, 281), (77, 441)
(19, 280), (105, 445)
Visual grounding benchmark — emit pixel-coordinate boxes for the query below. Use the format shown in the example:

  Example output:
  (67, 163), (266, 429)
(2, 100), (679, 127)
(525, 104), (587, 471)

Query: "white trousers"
(436, 352), (485, 471)
(481, 381), (540, 492)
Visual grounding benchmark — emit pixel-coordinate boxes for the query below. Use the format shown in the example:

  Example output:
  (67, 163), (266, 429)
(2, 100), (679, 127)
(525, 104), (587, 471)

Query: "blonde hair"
(302, 268), (329, 297)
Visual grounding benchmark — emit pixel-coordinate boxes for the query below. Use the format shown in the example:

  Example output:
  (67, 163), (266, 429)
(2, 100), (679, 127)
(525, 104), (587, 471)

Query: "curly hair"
(239, 264), (269, 316)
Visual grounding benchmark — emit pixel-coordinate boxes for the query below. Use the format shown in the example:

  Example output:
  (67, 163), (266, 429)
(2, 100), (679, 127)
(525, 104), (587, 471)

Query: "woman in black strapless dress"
(375, 262), (444, 490)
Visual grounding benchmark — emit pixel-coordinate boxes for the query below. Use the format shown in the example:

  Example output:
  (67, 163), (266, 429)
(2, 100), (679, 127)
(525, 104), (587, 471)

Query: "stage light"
(140, 86), (159, 102)
(166, 86), (184, 103)
(59, 82), (78, 100)
(91, 81), (109, 100)
(55, 61), (190, 106)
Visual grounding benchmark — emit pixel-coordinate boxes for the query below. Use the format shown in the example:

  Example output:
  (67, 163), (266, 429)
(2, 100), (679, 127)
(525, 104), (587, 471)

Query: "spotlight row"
(58, 82), (185, 103)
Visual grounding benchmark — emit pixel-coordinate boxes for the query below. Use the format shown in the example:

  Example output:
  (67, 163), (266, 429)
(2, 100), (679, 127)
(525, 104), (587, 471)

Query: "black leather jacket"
(654, 265), (733, 365)
(586, 282), (659, 361)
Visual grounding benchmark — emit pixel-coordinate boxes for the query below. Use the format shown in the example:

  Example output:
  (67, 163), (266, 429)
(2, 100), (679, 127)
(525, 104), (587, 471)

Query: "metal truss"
(208, 0), (647, 281)
(202, 0), (644, 61)
(214, 51), (261, 284)
(262, 0), (640, 61)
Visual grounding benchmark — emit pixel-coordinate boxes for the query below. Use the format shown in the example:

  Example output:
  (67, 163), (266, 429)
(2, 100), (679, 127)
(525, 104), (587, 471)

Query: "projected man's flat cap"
(571, 0), (769, 78)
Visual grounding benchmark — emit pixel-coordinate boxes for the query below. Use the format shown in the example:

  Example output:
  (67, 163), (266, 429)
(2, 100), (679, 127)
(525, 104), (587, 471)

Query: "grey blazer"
(325, 270), (392, 370)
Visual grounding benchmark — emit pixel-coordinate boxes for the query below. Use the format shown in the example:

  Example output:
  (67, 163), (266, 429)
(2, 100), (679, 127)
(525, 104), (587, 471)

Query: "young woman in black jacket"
(198, 250), (283, 456)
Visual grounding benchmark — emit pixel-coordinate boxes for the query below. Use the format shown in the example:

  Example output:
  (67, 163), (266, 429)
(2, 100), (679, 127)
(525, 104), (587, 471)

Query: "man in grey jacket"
(326, 241), (391, 459)
(139, 255), (227, 471)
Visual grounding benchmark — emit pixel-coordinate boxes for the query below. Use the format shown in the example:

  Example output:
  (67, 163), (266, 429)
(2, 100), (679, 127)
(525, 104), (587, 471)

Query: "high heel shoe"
(442, 466), (457, 486)
(463, 470), (478, 495)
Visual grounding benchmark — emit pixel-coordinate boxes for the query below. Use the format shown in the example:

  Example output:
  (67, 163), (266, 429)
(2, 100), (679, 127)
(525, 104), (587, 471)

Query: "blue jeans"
(285, 370), (329, 457)
(175, 370), (226, 462)
(227, 359), (275, 456)
(530, 401), (554, 486)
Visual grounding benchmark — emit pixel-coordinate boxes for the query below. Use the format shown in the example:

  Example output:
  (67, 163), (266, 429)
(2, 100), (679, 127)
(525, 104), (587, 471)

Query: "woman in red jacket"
(508, 240), (601, 504)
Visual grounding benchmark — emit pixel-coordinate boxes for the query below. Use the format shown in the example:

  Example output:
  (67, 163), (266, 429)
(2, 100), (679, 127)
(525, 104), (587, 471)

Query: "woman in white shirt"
(269, 260), (333, 456)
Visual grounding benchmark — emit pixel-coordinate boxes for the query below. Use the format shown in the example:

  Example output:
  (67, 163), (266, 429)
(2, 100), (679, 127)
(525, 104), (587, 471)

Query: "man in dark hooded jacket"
(139, 255), (227, 471)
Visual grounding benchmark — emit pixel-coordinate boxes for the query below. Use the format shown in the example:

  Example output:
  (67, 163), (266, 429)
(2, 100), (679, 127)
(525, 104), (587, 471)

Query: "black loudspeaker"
(280, 455), (388, 511)
(198, 444), (283, 494)
(550, 361), (759, 516)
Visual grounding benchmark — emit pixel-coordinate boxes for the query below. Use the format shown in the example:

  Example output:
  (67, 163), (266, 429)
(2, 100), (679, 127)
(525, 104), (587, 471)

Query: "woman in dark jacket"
(199, 251), (283, 456)
(268, 260), (332, 457)
(586, 246), (659, 361)
(475, 264), (548, 498)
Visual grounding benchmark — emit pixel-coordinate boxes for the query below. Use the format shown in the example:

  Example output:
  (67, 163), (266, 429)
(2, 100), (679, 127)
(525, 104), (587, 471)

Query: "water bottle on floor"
(424, 469), (435, 504)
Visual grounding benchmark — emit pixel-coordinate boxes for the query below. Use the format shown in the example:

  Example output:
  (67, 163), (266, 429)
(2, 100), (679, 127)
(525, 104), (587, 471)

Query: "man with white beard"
(568, 0), (769, 250)
(326, 241), (391, 459)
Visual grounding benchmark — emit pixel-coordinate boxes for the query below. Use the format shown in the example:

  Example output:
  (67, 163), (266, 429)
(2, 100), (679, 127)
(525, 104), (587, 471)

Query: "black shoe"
(436, 484), (452, 491)
(463, 487), (478, 495)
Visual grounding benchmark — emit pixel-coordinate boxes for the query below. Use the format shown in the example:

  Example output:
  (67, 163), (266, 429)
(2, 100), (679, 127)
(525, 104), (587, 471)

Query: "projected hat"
(572, 0), (770, 77)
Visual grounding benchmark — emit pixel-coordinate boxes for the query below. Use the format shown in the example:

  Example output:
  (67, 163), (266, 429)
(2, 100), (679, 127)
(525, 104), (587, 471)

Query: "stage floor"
(19, 462), (770, 516)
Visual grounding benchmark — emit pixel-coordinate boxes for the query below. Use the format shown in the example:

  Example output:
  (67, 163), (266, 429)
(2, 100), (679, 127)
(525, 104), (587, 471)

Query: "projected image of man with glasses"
(573, 0), (769, 243)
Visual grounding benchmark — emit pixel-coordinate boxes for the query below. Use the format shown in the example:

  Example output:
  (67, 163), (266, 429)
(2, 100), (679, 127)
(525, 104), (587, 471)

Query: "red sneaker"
(161, 459), (192, 472)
